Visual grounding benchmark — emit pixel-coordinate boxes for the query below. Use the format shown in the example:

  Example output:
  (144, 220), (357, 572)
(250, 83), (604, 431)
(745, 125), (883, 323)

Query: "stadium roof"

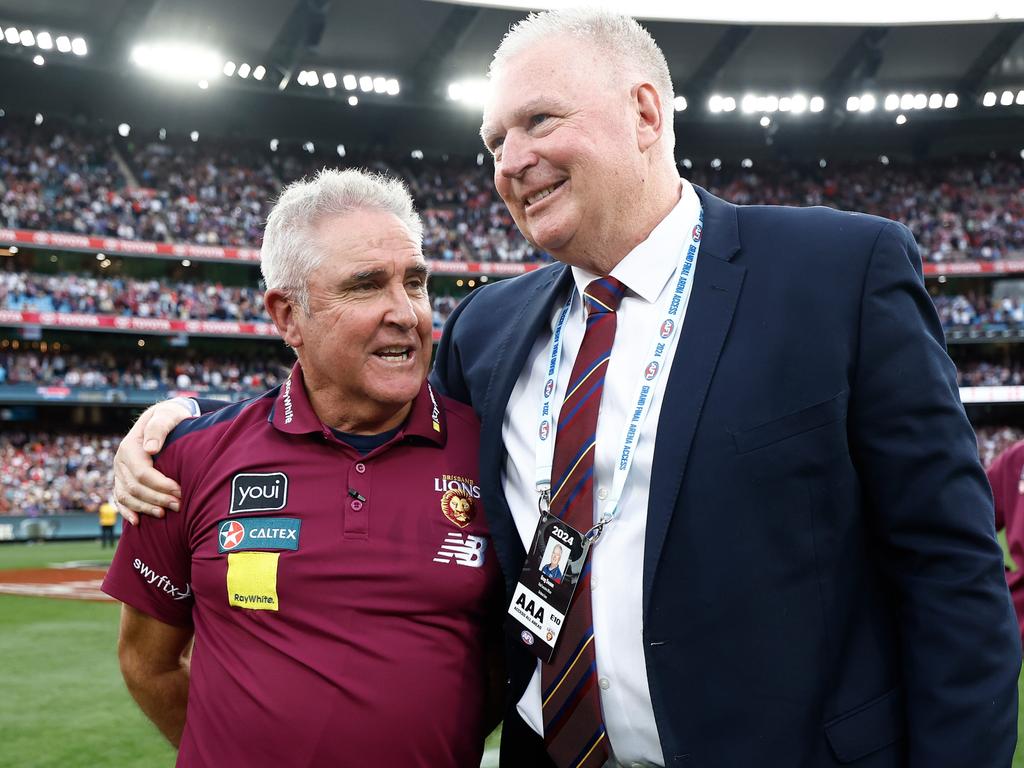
(0, 0), (1021, 158)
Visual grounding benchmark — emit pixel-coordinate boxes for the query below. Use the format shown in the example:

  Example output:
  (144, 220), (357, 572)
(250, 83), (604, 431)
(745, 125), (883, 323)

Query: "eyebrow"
(347, 263), (430, 283)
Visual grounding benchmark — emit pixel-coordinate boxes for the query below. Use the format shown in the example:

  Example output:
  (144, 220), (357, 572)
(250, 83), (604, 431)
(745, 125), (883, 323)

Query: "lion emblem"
(441, 489), (475, 528)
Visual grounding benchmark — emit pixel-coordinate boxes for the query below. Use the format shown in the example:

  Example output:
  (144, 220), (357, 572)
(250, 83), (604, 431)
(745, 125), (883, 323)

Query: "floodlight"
(708, 95), (722, 113)
(131, 43), (222, 82)
(809, 96), (825, 112)
(944, 93), (958, 108)
(913, 93), (927, 109)
(741, 158), (753, 168)
(763, 96), (778, 113)
(323, 72), (337, 89)
(20, 29), (34, 47)
(673, 96), (687, 111)
(270, 138), (279, 151)
(337, 144), (346, 157)
(5, 28), (19, 44)
(741, 94), (757, 114)
(476, 153), (484, 166)
(896, 114), (907, 125)
(411, 149), (424, 159)
(447, 79), (490, 107)
(373, 76), (387, 93)
(1017, 90), (1024, 106)
(983, 91), (997, 107)
(223, 61), (236, 76)
(159, 128), (167, 140)
(190, 130), (199, 142)
(778, 96), (792, 112)
(928, 93), (942, 109)
(34, 113), (43, 125)
(884, 93), (899, 111)
(71, 37), (86, 56)
(385, 78), (400, 96)
(348, 96), (358, 106)
(790, 94), (807, 113)
(198, 79), (209, 89)
(759, 115), (770, 127)
(32, 54), (43, 66)
(879, 155), (889, 165)
(343, 74), (357, 90)
(307, 71), (319, 87)
(36, 32), (52, 50)
(359, 76), (372, 92)
(819, 159), (827, 168)
(118, 123), (130, 137)
(722, 96), (736, 112)
(1001, 90), (1014, 105)
(252, 65), (265, 80)
(846, 96), (860, 111)
(303, 141), (314, 153)
(711, 158), (722, 169)
(55, 35), (70, 52)
(900, 93), (913, 110)
(681, 158), (692, 169)
(238, 62), (251, 79)
(860, 94), (876, 112)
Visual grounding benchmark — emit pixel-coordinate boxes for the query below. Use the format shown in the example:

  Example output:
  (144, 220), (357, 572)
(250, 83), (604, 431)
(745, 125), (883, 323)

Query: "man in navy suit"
(115, 8), (1019, 767)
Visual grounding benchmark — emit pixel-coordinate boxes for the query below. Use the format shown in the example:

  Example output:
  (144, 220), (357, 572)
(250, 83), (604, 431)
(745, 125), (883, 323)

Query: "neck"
(561, 170), (682, 275)
(301, 377), (412, 435)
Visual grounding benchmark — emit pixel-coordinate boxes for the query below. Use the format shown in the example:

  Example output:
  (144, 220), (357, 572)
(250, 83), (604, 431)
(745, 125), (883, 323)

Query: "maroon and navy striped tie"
(542, 276), (627, 768)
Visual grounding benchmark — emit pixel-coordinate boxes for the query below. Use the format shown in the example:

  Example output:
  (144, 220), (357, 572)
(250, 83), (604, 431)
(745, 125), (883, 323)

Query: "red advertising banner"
(0, 309), (443, 341)
(0, 228), (546, 276)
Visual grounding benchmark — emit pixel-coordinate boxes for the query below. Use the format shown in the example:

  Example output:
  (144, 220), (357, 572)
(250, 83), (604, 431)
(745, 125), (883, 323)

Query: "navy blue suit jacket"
(431, 186), (1020, 767)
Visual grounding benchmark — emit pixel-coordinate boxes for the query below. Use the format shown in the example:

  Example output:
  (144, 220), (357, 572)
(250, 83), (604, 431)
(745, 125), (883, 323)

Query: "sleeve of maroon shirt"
(102, 442), (194, 627)
(987, 447), (1014, 534)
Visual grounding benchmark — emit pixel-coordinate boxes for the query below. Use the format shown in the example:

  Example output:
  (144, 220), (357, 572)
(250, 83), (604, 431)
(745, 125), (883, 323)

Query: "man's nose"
(383, 284), (419, 328)
(498, 130), (536, 179)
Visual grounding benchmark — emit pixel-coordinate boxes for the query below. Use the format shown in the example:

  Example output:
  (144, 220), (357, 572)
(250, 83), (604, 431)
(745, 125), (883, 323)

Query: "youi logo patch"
(230, 472), (288, 514)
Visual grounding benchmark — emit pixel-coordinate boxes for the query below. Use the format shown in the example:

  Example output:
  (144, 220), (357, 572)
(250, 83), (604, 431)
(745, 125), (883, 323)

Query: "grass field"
(1, 540), (1020, 767)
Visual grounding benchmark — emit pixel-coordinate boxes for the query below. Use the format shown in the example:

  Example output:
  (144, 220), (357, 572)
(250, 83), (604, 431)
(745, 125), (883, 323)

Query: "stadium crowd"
(1, 114), (1022, 264)
(958, 361), (1024, 387)
(0, 350), (291, 393)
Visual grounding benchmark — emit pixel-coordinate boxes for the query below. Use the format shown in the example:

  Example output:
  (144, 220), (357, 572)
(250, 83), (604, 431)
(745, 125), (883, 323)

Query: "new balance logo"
(433, 533), (487, 568)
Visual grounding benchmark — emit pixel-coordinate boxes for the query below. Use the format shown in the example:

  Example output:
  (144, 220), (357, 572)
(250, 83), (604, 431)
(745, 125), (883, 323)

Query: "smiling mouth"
(524, 180), (566, 209)
(374, 346), (413, 362)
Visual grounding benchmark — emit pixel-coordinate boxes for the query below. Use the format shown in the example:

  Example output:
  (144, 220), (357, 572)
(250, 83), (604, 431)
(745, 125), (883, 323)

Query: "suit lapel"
(481, 264), (574, 596)
(643, 187), (745, 617)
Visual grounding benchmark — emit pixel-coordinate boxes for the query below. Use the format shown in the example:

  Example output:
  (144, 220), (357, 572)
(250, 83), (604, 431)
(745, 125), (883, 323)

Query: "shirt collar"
(270, 362), (446, 447)
(570, 179), (694, 313)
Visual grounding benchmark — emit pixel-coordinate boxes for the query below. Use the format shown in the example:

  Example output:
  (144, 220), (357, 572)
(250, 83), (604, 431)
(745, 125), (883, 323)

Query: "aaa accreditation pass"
(508, 515), (589, 663)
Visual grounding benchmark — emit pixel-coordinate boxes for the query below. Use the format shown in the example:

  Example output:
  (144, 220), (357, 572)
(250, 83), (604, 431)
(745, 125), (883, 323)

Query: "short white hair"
(260, 168), (423, 311)
(489, 8), (675, 146)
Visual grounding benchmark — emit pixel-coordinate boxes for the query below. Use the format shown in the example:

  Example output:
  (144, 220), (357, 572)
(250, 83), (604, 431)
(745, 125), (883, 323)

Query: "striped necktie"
(542, 276), (627, 768)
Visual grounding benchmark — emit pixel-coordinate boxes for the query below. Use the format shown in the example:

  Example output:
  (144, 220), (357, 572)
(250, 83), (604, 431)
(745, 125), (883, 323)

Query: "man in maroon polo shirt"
(102, 168), (502, 766)
(987, 440), (1024, 645)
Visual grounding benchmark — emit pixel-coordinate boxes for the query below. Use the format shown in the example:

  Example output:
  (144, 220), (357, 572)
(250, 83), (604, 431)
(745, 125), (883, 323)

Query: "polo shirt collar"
(270, 362), (446, 446)
(570, 179), (693, 312)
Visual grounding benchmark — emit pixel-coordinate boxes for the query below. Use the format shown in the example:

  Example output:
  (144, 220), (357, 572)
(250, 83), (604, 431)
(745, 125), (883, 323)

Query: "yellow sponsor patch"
(227, 551), (279, 611)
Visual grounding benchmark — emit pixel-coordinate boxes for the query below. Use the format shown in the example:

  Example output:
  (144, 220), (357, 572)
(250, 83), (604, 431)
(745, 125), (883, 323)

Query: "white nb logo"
(433, 533), (487, 568)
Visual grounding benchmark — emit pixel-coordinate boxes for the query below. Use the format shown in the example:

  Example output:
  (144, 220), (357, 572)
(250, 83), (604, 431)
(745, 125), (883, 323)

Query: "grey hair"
(489, 8), (675, 148)
(260, 167), (424, 311)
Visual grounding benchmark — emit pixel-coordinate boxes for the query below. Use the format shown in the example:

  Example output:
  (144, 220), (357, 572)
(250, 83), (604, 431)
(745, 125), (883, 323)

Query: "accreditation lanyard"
(533, 193), (705, 541)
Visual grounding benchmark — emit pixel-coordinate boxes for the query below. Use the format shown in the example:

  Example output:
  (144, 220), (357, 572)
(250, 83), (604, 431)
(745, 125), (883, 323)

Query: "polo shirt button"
(597, 487), (608, 500)
(350, 500), (363, 511)
(598, 677), (610, 690)
(355, 462), (366, 473)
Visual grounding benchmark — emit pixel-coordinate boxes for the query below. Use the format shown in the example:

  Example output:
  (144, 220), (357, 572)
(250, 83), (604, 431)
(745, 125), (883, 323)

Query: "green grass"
(0, 541), (1018, 766)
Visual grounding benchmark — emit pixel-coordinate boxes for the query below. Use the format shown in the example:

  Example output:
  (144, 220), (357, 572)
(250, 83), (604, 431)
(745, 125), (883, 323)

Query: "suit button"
(597, 487), (608, 500)
(598, 677), (610, 690)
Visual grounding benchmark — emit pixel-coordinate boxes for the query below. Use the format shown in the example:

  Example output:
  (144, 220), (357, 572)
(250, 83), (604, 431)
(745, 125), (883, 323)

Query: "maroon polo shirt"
(102, 364), (501, 767)
(987, 441), (1024, 644)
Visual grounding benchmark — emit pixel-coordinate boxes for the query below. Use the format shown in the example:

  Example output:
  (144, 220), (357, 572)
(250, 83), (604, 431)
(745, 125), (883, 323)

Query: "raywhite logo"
(433, 533), (487, 568)
(132, 558), (192, 601)
(230, 472), (288, 514)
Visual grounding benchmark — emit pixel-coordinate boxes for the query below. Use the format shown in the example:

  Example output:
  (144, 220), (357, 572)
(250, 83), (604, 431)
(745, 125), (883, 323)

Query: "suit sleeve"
(429, 286), (483, 406)
(849, 221), (1020, 766)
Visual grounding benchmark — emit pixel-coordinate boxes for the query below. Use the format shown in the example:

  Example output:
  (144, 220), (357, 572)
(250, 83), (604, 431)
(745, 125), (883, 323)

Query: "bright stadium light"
(385, 78), (400, 96)
(296, 70), (309, 86)
(809, 96), (825, 112)
(896, 113), (907, 125)
(198, 79), (209, 89)
(55, 35), (71, 52)
(448, 78), (490, 107)
(3, 27), (18, 44)
(32, 54), (44, 66)
(1001, 90), (1014, 105)
(721, 96), (736, 112)
(928, 93), (942, 109)
(759, 115), (771, 127)
(71, 36), (87, 56)
(223, 61), (236, 76)
(20, 29), (35, 47)
(359, 75), (372, 92)
(34, 112), (43, 125)
(900, 93), (914, 110)
(1017, 90), (1024, 106)
(348, 95), (358, 106)
(741, 158), (753, 168)
(711, 158), (722, 169)
(323, 72), (337, 89)
(983, 91), (997, 106)
(741, 93), (758, 113)
(337, 144), (346, 157)
(790, 94), (808, 113)
(913, 93), (927, 109)
(237, 62), (251, 79)
(859, 94), (876, 112)
(673, 95), (687, 111)
(945, 93), (958, 108)
(36, 31), (52, 50)
(118, 123), (130, 137)
(343, 74), (357, 90)
(681, 158), (692, 169)
(373, 76), (387, 93)
(884, 93), (899, 111)
(131, 42), (222, 83)
(190, 130), (199, 142)
(307, 70), (319, 87)
(411, 149), (424, 160)
(303, 141), (315, 153)
(778, 96), (792, 112)
(269, 138), (279, 151)
(252, 65), (266, 80)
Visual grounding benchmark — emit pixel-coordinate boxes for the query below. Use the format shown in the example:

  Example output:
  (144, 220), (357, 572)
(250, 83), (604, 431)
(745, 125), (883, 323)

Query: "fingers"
(114, 402), (189, 524)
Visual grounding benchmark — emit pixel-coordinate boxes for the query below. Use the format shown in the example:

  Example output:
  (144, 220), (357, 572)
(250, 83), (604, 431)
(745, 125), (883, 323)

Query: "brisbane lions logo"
(441, 489), (475, 528)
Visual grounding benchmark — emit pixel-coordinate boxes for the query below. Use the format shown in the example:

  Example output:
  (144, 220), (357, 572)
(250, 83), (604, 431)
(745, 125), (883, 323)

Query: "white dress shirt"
(502, 180), (700, 767)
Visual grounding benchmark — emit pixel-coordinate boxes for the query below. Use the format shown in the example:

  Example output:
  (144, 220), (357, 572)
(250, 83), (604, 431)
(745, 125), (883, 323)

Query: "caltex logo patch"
(219, 520), (246, 551)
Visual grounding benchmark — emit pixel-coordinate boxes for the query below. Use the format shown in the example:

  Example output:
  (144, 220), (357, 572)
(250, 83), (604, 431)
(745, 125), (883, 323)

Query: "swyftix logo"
(231, 472), (288, 514)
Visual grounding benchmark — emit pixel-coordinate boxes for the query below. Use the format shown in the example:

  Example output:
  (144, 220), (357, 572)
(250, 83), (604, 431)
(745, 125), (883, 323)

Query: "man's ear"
(264, 289), (303, 349)
(633, 82), (664, 153)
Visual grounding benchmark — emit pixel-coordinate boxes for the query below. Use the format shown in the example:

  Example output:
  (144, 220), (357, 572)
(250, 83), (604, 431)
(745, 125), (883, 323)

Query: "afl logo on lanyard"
(659, 319), (674, 338)
(645, 361), (660, 380)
